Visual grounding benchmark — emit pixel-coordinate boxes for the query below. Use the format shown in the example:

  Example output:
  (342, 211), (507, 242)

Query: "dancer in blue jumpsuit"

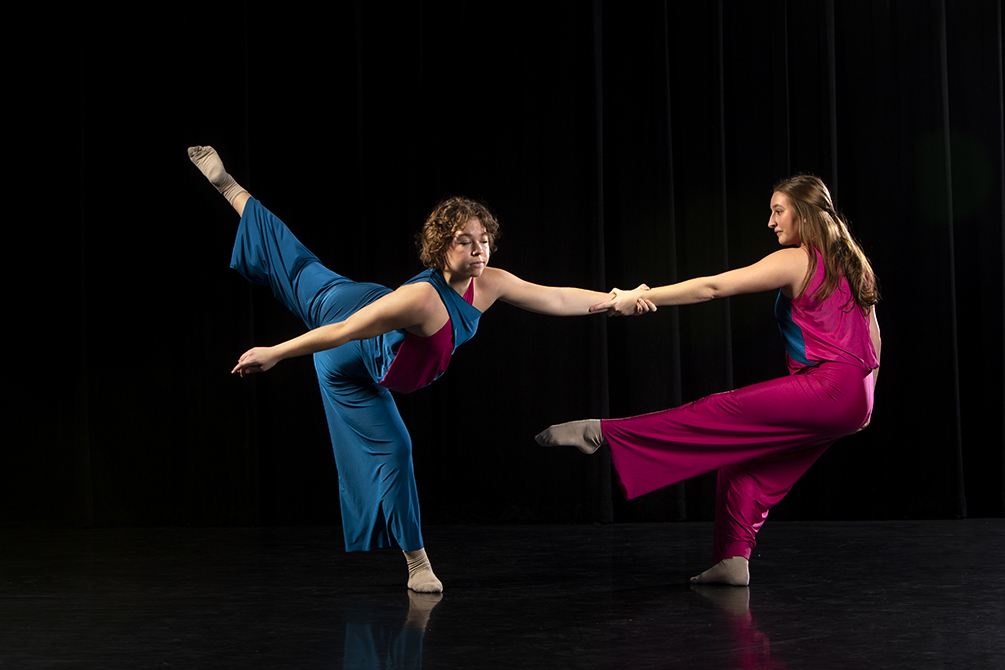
(231, 196), (481, 556)
(189, 146), (654, 591)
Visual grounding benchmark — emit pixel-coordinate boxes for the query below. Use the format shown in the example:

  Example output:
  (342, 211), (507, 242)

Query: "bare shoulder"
(478, 266), (517, 283)
(475, 266), (516, 296)
(714, 247), (810, 298)
(336, 279), (447, 339)
(766, 247), (811, 297)
(471, 267), (521, 312)
(762, 247), (810, 279)
(377, 280), (448, 335)
(764, 247), (810, 266)
(392, 280), (441, 313)
(367, 281), (442, 323)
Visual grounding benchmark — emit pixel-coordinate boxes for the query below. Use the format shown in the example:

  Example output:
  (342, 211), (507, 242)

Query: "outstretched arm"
(477, 268), (653, 316)
(232, 283), (442, 376)
(592, 247), (809, 315)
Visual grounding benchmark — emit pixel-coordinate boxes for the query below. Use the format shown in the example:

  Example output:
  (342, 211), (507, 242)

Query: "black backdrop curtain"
(9, 0), (1002, 528)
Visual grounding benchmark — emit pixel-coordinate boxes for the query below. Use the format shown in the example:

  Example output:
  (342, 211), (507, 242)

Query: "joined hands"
(233, 283), (654, 376)
(591, 284), (656, 316)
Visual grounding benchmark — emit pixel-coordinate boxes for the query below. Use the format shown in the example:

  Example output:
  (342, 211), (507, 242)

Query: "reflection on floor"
(2, 520), (1003, 668)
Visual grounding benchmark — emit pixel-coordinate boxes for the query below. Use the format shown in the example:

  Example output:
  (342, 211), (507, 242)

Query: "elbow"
(704, 285), (724, 302)
(699, 276), (728, 302)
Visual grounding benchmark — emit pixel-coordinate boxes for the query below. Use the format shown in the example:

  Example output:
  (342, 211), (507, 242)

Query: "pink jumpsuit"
(603, 251), (879, 562)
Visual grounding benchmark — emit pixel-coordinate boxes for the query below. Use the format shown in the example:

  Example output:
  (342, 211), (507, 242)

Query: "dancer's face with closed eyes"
(443, 217), (491, 279)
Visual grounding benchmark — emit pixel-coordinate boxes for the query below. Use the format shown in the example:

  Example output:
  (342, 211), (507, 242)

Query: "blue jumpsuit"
(230, 198), (481, 551)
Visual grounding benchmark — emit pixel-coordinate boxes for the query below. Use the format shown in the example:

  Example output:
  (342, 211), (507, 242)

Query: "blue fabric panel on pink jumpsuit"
(230, 197), (481, 552)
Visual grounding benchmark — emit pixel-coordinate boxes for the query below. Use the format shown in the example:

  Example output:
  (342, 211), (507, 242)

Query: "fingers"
(232, 349), (262, 376)
(594, 287), (656, 317)
(232, 362), (260, 376)
(590, 299), (615, 313)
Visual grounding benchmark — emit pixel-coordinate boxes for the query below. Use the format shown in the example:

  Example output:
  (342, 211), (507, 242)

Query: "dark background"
(9, 0), (1002, 531)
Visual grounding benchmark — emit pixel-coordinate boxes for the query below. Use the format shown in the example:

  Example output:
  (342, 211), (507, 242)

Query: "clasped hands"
(591, 283), (656, 317)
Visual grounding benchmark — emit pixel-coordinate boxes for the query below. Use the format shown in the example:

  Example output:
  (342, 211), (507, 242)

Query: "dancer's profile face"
(768, 192), (801, 247)
(443, 217), (491, 278)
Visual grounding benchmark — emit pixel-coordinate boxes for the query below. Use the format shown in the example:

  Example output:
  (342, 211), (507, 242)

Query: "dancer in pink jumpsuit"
(536, 174), (881, 586)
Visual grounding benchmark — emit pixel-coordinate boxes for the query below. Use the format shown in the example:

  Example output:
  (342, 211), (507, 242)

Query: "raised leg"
(534, 419), (606, 454)
(188, 145), (250, 215)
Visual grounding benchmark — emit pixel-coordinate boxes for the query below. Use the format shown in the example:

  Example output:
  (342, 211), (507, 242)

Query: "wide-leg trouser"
(602, 362), (874, 562)
(230, 198), (424, 552)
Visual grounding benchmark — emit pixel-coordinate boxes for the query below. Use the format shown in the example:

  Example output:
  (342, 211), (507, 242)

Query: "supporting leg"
(697, 441), (833, 585)
(691, 556), (750, 586)
(404, 548), (443, 593)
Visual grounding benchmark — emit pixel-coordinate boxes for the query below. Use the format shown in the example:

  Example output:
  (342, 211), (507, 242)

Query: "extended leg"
(595, 364), (871, 585)
(535, 419), (606, 454)
(188, 145), (251, 215)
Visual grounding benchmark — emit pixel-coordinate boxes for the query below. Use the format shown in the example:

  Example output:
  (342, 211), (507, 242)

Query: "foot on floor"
(404, 548), (443, 593)
(690, 556), (750, 586)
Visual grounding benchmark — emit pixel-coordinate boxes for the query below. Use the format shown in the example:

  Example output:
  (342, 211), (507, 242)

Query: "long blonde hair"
(774, 174), (879, 310)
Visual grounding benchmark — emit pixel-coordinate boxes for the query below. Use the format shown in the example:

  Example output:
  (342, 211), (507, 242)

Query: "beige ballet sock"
(187, 145), (248, 203)
(534, 419), (606, 454)
(690, 556), (750, 586)
(404, 548), (443, 593)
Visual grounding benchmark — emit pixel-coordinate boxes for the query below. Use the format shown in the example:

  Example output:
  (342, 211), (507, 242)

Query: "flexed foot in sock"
(690, 556), (750, 586)
(534, 419), (606, 454)
(187, 145), (247, 204)
(404, 548), (443, 593)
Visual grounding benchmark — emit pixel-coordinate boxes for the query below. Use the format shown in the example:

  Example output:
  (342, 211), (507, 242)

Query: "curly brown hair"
(415, 196), (501, 269)
(773, 174), (879, 311)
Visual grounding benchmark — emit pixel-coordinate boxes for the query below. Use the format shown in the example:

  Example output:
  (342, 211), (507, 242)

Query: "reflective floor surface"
(2, 519), (1002, 668)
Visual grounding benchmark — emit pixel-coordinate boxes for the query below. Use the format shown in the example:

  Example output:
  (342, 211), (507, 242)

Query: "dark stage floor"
(2, 520), (1002, 669)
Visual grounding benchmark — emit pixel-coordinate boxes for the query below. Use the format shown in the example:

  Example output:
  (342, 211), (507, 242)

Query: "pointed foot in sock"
(187, 145), (228, 183)
(534, 419), (605, 455)
(187, 145), (213, 161)
(187, 145), (246, 203)
(188, 145), (222, 173)
(690, 556), (750, 586)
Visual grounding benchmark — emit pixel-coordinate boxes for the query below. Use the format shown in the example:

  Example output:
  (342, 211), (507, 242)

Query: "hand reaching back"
(232, 346), (280, 376)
